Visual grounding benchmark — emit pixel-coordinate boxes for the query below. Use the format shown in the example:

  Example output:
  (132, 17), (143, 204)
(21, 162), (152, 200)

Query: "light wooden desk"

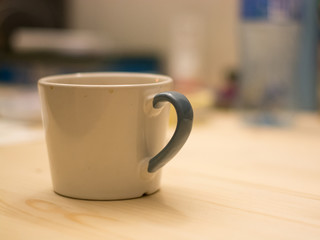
(1, 112), (320, 239)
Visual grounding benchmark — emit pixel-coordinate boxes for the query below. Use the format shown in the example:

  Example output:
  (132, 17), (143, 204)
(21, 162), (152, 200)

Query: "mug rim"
(38, 72), (172, 88)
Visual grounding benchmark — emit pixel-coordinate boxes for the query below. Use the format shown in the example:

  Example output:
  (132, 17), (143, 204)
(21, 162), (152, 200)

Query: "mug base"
(53, 188), (160, 201)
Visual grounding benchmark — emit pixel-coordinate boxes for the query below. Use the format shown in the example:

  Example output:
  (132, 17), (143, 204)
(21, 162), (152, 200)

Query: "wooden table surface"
(1, 112), (320, 239)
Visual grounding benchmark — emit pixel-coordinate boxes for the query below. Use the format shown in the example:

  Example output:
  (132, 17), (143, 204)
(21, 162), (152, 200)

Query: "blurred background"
(0, 0), (318, 127)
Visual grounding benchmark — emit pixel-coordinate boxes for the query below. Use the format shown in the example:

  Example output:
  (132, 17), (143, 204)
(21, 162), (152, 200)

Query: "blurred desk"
(1, 112), (320, 239)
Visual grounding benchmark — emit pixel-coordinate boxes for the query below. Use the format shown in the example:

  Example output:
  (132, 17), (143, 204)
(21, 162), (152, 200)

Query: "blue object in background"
(241, 0), (268, 20)
(240, 0), (318, 111)
(0, 55), (161, 85)
(239, 0), (305, 126)
(239, 0), (320, 129)
(296, 0), (318, 110)
(104, 57), (160, 73)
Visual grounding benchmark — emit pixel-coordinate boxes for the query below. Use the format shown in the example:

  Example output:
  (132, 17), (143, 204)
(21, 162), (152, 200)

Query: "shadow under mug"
(38, 72), (193, 200)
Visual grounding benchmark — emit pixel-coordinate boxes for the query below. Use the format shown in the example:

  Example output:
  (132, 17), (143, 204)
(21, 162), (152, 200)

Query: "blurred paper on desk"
(0, 85), (41, 122)
(168, 14), (213, 123)
(168, 14), (205, 91)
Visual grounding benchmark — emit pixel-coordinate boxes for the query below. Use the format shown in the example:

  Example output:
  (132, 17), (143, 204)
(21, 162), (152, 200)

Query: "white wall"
(68, 0), (239, 87)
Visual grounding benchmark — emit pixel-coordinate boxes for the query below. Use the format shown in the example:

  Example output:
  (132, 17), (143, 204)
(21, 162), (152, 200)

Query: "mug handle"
(148, 91), (193, 173)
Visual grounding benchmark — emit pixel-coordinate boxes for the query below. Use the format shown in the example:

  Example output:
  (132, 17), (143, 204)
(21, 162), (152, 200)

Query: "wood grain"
(1, 112), (320, 239)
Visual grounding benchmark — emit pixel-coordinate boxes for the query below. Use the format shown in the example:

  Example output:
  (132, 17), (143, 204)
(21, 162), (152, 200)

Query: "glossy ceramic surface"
(39, 73), (172, 200)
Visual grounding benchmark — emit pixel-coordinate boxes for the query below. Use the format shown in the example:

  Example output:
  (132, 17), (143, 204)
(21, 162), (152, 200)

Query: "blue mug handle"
(148, 91), (193, 173)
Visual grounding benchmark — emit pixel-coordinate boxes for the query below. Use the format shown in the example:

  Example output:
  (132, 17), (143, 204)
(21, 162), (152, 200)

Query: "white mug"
(38, 72), (193, 200)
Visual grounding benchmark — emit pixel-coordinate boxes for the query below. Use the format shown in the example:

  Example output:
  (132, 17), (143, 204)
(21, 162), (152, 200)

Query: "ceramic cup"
(38, 72), (193, 200)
